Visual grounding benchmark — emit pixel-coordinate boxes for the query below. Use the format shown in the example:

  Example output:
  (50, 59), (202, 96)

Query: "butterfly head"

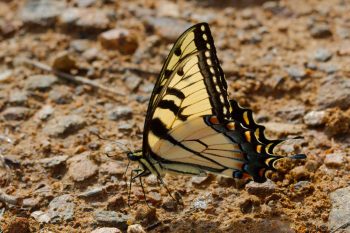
(127, 150), (143, 161)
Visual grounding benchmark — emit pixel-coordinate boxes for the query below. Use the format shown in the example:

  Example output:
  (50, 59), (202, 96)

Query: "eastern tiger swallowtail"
(127, 22), (305, 184)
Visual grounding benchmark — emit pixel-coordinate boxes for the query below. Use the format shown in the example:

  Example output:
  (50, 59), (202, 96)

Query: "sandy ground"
(0, 0), (350, 232)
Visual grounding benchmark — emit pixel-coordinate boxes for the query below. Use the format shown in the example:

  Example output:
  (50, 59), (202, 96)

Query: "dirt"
(0, 0), (350, 233)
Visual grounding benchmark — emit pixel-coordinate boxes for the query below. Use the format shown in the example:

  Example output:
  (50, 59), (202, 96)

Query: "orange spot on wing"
(226, 122), (236, 130)
(209, 116), (219, 124)
(245, 131), (251, 142)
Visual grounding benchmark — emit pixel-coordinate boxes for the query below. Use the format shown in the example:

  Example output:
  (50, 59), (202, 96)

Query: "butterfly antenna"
(123, 158), (131, 180)
(91, 131), (130, 153)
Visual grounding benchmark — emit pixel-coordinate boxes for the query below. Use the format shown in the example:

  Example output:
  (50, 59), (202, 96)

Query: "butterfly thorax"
(127, 150), (165, 177)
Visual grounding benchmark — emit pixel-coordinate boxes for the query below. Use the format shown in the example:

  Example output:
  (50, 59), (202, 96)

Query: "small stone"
(67, 153), (98, 182)
(95, 211), (129, 230)
(4, 217), (30, 233)
(134, 206), (157, 225)
(107, 195), (126, 210)
(36, 105), (54, 121)
(8, 91), (28, 106)
(191, 175), (211, 186)
(192, 197), (208, 210)
(44, 115), (86, 137)
(22, 197), (40, 208)
(148, 192), (162, 205)
(238, 196), (261, 214)
(75, 0), (96, 8)
(100, 161), (125, 176)
(310, 23), (332, 38)
(290, 166), (309, 180)
(52, 51), (76, 71)
(99, 28), (138, 55)
(82, 47), (99, 61)
(2, 107), (30, 121)
(124, 74), (142, 91)
(276, 105), (305, 122)
(246, 179), (276, 197)
(329, 186), (350, 232)
(0, 70), (13, 83)
(313, 48), (332, 62)
(70, 39), (90, 52)
(78, 187), (104, 198)
(285, 66), (306, 80)
(316, 77), (350, 110)
(49, 86), (73, 104)
(303, 110), (327, 126)
(39, 155), (68, 168)
(91, 228), (121, 233)
(293, 181), (312, 191)
(156, 1), (180, 18)
(20, 0), (65, 26)
(48, 194), (75, 222)
(127, 224), (146, 233)
(162, 198), (178, 212)
(31, 210), (51, 223)
(145, 17), (192, 42)
(25, 74), (58, 91)
(318, 63), (339, 74)
(324, 153), (346, 168)
(107, 106), (133, 121)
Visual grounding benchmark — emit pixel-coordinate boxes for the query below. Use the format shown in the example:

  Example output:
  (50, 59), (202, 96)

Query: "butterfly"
(127, 22), (305, 186)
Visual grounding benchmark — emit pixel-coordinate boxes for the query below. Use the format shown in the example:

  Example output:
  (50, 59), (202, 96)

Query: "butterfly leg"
(128, 168), (151, 207)
(157, 176), (183, 206)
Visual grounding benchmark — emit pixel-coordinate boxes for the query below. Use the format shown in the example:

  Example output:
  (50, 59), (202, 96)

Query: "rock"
(318, 63), (339, 74)
(238, 196), (261, 214)
(324, 153), (346, 168)
(20, 0), (65, 26)
(310, 23), (332, 38)
(99, 28), (138, 55)
(156, 1), (180, 18)
(2, 107), (30, 120)
(22, 197), (40, 208)
(316, 77), (350, 110)
(192, 196), (208, 210)
(70, 39), (90, 52)
(134, 206), (157, 225)
(95, 211), (129, 230)
(246, 179), (276, 197)
(263, 122), (304, 136)
(124, 74), (142, 91)
(25, 74), (58, 91)
(36, 105), (54, 121)
(91, 228), (121, 233)
(325, 108), (350, 136)
(100, 161), (125, 176)
(78, 187), (105, 198)
(4, 217), (30, 233)
(75, 0), (96, 8)
(191, 175), (212, 186)
(303, 110), (327, 126)
(31, 210), (51, 223)
(290, 166), (309, 180)
(127, 224), (146, 233)
(293, 181), (312, 191)
(107, 195), (126, 210)
(52, 51), (76, 71)
(67, 152), (98, 182)
(60, 8), (110, 32)
(148, 192), (162, 205)
(8, 91), (28, 106)
(276, 105), (305, 122)
(0, 70), (13, 83)
(313, 48), (332, 62)
(82, 47), (99, 61)
(329, 186), (350, 232)
(48, 194), (75, 222)
(107, 106), (133, 121)
(285, 66), (306, 80)
(145, 17), (192, 42)
(49, 86), (73, 104)
(44, 115), (86, 137)
(39, 155), (68, 168)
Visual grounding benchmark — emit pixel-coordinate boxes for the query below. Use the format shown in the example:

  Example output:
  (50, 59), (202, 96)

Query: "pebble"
(303, 110), (327, 126)
(99, 161), (125, 176)
(39, 155), (68, 168)
(324, 153), (346, 168)
(134, 206), (157, 225)
(107, 106), (133, 121)
(60, 8), (110, 32)
(82, 47), (99, 61)
(67, 152), (98, 182)
(25, 74), (58, 91)
(78, 187), (104, 198)
(2, 107), (30, 121)
(145, 17), (192, 42)
(52, 51), (76, 71)
(156, 1), (180, 18)
(127, 224), (146, 233)
(43, 114), (86, 137)
(31, 210), (51, 223)
(246, 179), (276, 197)
(313, 48), (332, 62)
(70, 39), (90, 52)
(48, 194), (75, 222)
(20, 0), (65, 26)
(49, 86), (73, 104)
(8, 91), (28, 106)
(318, 63), (339, 74)
(0, 70), (13, 83)
(310, 23), (332, 38)
(329, 186), (350, 232)
(285, 66), (307, 80)
(238, 196), (261, 214)
(99, 28), (138, 55)
(124, 74), (142, 91)
(91, 228), (121, 233)
(191, 175), (211, 186)
(148, 191), (162, 205)
(36, 105), (54, 121)
(316, 77), (350, 110)
(75, 0), (96, 8)
(107, 195), (126, 210)
(293, 181), (312, 191)
(290, 166), (310, 180)
(94, 211), (129, 230)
